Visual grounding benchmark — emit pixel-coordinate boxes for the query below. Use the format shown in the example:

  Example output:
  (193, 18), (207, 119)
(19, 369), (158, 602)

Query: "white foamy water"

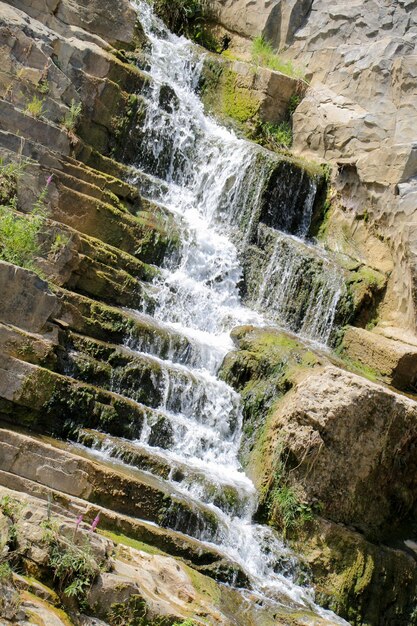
(79, 1), (350, 621)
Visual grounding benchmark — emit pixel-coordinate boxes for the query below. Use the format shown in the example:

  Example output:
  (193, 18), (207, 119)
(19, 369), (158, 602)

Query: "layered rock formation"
(0, 0), (338, 624)
(1, 0), (417, 625)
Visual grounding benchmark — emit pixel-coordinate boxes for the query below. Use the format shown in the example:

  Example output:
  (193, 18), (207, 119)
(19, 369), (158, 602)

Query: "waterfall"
(76, 1), (349, 621)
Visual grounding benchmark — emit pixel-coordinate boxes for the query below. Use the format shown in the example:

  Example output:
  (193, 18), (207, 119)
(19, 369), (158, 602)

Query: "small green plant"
(0, 165), (52, 272)
(49, 232), (70, 257)
(288, 93), (301, 115)
(0, 204), (42, 270)
(173, 620), (196, 626)
(62, 99), (82, 133)
(24, 94), (44, 118)
(260, 121), (293, 149)
(0, 495), (23, 521)
(265, 440), (313, 534)
(251, 36), (304, 79)
(269, 484), (313, 533)
(48, 537), (98, 602)
(0, 561), (12, 582)
(37, 79), (50, 95)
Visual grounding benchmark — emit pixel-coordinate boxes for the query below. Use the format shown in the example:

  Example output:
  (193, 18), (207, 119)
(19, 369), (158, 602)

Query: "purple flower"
(73, 513), (83, 540)
(46, 174), (53, 186)
(90, 514), (100, 533)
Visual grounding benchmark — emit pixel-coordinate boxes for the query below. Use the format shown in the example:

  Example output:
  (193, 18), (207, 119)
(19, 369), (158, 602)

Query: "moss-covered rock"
(220, 326), (325, 467)
(199, 54), (304, 137)
(222, 326), (417, 625)
(291, 518), (417, 626)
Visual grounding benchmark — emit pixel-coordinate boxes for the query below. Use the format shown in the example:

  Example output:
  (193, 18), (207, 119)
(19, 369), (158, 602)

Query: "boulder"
(262, 366), (417, 539)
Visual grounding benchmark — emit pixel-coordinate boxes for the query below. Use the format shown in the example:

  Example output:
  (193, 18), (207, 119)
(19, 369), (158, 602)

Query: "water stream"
(82, 2), (349, 621)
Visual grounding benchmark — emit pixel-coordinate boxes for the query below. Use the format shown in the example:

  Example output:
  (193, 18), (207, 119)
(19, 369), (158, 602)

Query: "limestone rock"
(209, 0), (417, 332)
(3, 0), (141, 49)
(342, 326), (417, 391)
(201, 53), (304, 127)
(265, 366), (417, 539)
(0, 262), (59, 334)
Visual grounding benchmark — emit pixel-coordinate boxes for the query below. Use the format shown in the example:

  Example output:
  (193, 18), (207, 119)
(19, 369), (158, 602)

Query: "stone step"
(0, 428), (221, 545)
(57, 290), (198, 365)
(58, 155), (139, 202)
(76, 428), (252, 517)
(0, 354), (149, 440)
(59, 332), (240, 437)
(0, 100), (71, 155)
(0, 474), (241, 583)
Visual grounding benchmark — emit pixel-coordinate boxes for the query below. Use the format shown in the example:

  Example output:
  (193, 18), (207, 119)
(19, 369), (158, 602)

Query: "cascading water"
(76, 2), (349, 622)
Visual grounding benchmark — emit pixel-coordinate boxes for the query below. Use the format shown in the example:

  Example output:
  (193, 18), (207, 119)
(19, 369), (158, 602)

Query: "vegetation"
(24, 94), (44, 118)
(221, 71), (260, 123)
(37, 79), (50, 95)
(62, 98), (82, 133)
(262, 438), (313, 534)
(269, 484), (313, 534)
(258, 120), (293, 150)
(251, 36), (304, 79)
(42, 520), (100, 607)
(0, 160), (50, 272)
(153, 0), (219, 51)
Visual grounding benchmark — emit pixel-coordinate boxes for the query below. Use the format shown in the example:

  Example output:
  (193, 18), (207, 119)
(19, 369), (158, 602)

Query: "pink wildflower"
(73, 513), (83, 540)
(90, 514), (100, 533)
(46, 174), (53, 186)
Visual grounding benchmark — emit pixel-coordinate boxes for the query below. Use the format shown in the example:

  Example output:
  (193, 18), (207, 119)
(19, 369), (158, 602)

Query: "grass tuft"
(251, 36), (304, 79)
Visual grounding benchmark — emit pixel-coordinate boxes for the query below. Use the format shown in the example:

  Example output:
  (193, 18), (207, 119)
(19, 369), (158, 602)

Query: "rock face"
(0, 485), (262, 626)
(0, 262), (59, 333)
(209, 0), (313, 51)
(200, 50), (304, 128)
(209, 0), (417, 335)
(2, 0), (417, 624)
(342, 325), (417, 391)
(3, 0), (141, 48)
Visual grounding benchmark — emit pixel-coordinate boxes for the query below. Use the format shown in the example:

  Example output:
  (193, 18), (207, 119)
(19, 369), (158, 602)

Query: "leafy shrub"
(251, 36), (304, 79)
(0, 203), (43, 270)
(47, 537), (98, 602)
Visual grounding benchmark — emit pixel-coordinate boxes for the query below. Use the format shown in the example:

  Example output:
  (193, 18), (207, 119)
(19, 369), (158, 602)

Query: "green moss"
(222, 71), (260, 123)
(99, 529), (166, 556)
(22, 591), (74, 626)
(336, 353), (379, 383)
(200, 62), (261, 129)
